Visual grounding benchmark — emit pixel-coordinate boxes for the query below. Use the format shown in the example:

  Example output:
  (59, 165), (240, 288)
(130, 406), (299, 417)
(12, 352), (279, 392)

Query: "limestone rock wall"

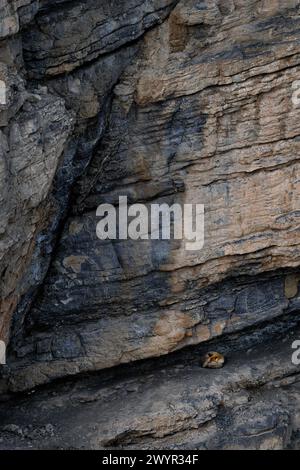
(1, 0), (300, 392)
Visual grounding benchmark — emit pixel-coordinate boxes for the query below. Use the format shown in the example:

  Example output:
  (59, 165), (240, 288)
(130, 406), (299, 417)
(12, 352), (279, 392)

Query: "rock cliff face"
(1, 0), (300, 449)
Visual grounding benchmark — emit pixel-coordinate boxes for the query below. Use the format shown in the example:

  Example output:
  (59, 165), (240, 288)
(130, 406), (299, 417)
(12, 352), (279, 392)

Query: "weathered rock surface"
(0, 1), (39, 39)
(22, 0), (178, 77)
(1, 0), (300, 450)
(0, 0), (176, 350)
(0, 317), (300, 449)
(0, 44), (74, 344)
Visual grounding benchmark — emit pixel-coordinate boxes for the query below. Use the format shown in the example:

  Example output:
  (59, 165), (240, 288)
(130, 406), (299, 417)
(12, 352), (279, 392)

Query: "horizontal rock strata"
(0, 0), (300, 408)
(0, 317), (300, 449)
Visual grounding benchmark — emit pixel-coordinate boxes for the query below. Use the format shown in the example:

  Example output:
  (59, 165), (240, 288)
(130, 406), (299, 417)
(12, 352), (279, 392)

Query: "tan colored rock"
(2, 0), (300, 393)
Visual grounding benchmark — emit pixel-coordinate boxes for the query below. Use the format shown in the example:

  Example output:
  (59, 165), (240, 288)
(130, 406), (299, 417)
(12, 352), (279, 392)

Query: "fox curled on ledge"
(201, 351), (225, 369)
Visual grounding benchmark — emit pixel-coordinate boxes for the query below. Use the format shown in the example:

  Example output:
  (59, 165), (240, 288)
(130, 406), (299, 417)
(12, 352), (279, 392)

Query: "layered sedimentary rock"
(0, 0), (177, 353)
(22, 0), (178, 77)
(1, 317), (300, 449)
(0, 0), (300, 426)
(0, 2), (74, 345)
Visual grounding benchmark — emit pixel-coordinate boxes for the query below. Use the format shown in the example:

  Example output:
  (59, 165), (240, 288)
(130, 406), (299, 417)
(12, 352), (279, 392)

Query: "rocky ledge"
(0, 313), (300, 450)
(1, 0), (300, 450)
